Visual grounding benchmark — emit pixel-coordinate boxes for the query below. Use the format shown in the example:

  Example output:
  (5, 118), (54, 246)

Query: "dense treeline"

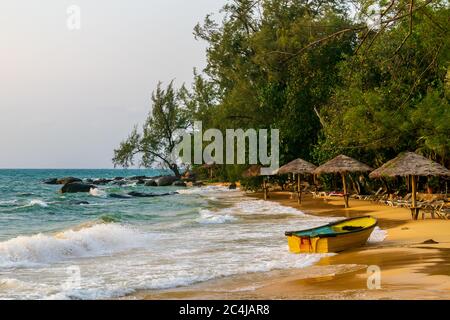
(114, 0), (449, 182)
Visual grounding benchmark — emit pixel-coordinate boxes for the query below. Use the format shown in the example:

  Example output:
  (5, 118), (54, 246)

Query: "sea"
(0, 169), (386, 299)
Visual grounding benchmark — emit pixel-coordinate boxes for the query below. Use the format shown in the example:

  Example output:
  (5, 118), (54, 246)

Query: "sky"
(0, 0), (225, 168)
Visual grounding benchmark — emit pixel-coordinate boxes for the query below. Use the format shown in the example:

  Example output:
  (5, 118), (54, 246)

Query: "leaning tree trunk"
(170, 164), (181, 179)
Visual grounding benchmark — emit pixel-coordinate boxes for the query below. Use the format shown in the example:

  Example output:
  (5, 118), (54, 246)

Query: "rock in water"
(56, 177), (82, 185)
(229, 183), (237, 190)
(145, 180), (157, 187)
(93, 178), (113, 185)
(172, 181), (187, 187)
(129, 176), (148, 181)
(128, 191), (178, 198)
(61, 182), (97, 194)
(109, 193), (133, 199)
(156, 176), (178, 186)
(43, 178), (58, 185)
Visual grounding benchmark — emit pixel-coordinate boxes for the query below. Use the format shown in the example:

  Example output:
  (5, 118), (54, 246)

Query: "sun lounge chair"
(434, 202), (449, 220)
(393, 193), (412, 207)
(377, 194), (389, 205)
(366, 188), (384, 202)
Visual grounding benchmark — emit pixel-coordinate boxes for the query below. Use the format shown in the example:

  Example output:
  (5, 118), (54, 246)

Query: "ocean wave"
(0, 199), (18, 206)
(24, 199), (49, 208)
(203, 198), (309, 218)
(196, 209), (238, 224)
(0, 224), (152, 268)
(177, 185), (240, 195)
(89, 188), (107, 198)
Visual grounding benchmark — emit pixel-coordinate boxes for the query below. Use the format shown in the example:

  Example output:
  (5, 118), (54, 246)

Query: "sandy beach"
(134, 191), (450, 300)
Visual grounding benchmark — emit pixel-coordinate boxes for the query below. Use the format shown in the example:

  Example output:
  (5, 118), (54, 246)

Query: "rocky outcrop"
(43, 178), (58, 185)
(129, 176), (148, 181)
(155, 176), (178, 187)
(61, 182), (97, 194)
(172, 181), (187, 187)
(193, 181), (205, 187)
(109, 193), (133, 199)
(127, 191), (178, 198)
(145, 180), (157, 187)
(229, 183), (237, 190)
(93, 178), (113, 185)
(57, 177), (82, 185)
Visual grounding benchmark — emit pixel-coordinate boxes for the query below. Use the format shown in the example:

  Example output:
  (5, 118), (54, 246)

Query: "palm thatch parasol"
(242, 165), (271, 200)
(314, 155), (373, 208)
(277, 159), (317, 204)
(370, 152), (450, 220)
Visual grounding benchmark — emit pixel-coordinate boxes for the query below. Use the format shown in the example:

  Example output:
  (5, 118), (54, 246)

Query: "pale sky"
(0, 0), (225, 168)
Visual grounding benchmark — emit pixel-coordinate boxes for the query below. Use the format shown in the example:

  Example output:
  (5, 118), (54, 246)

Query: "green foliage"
(113, 82), (190, 177)
(115, 0), (450, 183)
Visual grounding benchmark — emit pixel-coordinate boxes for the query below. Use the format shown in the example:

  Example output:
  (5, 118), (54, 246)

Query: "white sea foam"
(197, 209), (238, 224)
(89, 188), (107, 198)
(0, 199), (18, 206)
(26, 200), (49, 208)
(177, 185), (240, 195)
(0, 224), (152, 268)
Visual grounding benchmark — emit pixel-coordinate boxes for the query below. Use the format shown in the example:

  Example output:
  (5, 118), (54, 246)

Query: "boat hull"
(286, 216), (377, 254)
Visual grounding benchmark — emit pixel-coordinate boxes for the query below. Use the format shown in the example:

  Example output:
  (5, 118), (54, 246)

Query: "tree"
(113, 82), (190, 177)
(316, 1), (449, 166)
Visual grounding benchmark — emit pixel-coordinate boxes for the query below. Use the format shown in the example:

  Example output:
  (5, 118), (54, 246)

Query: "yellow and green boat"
(285, 216), (378, 254)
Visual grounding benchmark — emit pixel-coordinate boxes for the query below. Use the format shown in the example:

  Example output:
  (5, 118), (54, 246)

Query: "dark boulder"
(70, 201), (90, 205)
(156, 176), (178, 187)
(229, 183), (237, 190)
(129, 176), (148, 181)
(193, 181), (205, 187)
(93, 178), (113, 185)
(61, 182), (97, 194)
(114, 177), (124, 181)
(85, 179), (94, 184)
(145, 180), (157, 187)
(172, 181), (187, 187)
(109, 193), (133, 199)
(57, 177), (82, 185)
(112, 180), (127, 186)
(127, 191), (178, 198)
(43, 178), (58, 185)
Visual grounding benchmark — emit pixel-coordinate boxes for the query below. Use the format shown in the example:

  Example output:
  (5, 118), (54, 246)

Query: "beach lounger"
(434, 202), (449, 220)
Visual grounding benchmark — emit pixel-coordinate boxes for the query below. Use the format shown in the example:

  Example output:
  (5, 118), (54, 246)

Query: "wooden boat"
(285, 216), (378, 254)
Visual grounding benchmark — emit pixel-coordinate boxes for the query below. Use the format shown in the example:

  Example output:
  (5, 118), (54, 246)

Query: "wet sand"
(132, 192), (450, 300)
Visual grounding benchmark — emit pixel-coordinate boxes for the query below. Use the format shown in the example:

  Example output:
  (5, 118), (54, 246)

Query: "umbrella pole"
(263, 177), (267, 201)
(297, 174), (302, 205)
(411, 175), (418, 220)
(342, 173), (349, 208)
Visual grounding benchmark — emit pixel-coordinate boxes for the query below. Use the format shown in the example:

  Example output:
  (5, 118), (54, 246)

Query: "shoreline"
(132, 191), (450, 300)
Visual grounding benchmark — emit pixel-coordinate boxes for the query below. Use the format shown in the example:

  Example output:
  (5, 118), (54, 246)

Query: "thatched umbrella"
(242, 165), (270, 200)
(314, 155), (373, 208)
(370, 152), (450, 220)
(277, 159), (317, 204)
